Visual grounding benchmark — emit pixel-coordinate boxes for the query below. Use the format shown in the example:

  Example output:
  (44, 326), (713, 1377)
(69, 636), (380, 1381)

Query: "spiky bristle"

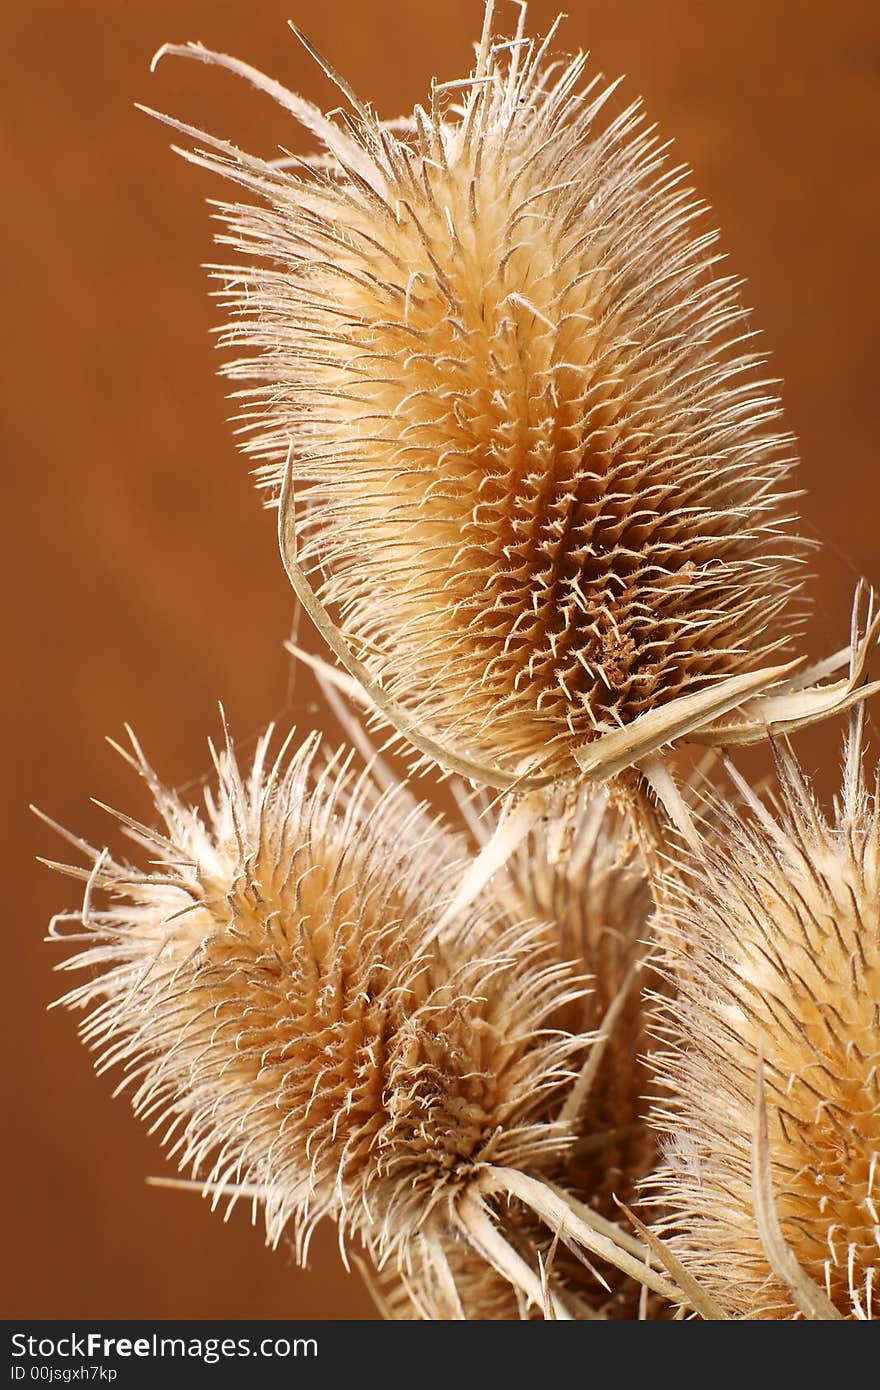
(382, 785), (664, 1319)
(507, 788), (664, 1315)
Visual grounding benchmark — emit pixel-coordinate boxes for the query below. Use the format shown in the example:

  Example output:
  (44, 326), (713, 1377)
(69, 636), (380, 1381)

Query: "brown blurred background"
(3, 0), (878, 1319)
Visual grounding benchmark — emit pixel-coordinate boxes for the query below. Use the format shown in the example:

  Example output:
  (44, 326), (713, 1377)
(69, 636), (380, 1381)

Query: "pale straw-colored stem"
(477, 1166), (684, 1308)
(456, 1190), (573, 1320)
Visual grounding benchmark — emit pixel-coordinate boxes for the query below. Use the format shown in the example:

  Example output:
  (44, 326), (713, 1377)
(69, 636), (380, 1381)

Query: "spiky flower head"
(509, 790), (656, 1215)
(379, 789), (662, 1319)
(507, 790), (667, 1317)
(46, 726), (580, 1280)
(148, 4), (822, 792)
(645, 730), (880, 1318)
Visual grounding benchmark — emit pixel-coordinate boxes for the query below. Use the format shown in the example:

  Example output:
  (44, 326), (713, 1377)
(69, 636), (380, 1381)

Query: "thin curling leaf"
(572, 659), (797, 781)
(644, 720), (880, 1319)
(147, 3), (819, 791)
(693, 581), (880, 748)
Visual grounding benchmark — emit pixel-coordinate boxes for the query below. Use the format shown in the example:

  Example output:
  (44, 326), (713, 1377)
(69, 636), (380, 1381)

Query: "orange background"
(3, 0), (878, 1319)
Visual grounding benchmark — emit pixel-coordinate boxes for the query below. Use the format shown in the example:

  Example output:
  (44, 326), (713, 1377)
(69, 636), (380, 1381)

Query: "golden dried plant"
(381, 786), (663, 1318)
(644, 718), (880, 1319)
(509, 790), (655, 1203)
(144, 3), (877, 809)
(505, 789), (663, 1316)
(44, 724), (679, 1318)
(40, 1), (880, 1324)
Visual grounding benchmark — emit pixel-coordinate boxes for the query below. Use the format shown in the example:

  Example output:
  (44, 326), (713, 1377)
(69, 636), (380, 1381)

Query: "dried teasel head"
(506, 790), (666, 1316)
(42, 728), (573, 1262)
(643, 720), (880, 1319)
(43, 723), (680, 1317)
(376, 786), (664, 1319)
(143, 5), (879, 799)
(506, 791), (656, 1205)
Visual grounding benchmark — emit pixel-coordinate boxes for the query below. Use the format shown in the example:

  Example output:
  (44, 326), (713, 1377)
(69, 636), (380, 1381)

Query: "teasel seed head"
(508, 790), (656, 1213)
(507, 789), (668, 1316)
(378, 787), (664, 1319)
(44, 725), (582, 1277)
(146, 4), (826, 791)
(644, 727), (880, 1318)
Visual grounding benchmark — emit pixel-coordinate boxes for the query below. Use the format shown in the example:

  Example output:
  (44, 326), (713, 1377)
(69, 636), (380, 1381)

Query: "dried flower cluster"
(508, 794), (659, 1295)
(149, 6), (876, 798)
(49, 726), (679, 1316)
(44, 3), (878, 1320)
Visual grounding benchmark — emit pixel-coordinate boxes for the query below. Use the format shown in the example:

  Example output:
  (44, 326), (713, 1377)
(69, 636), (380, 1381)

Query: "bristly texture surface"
(508, 791), (664, 1316)
(154, 6), (807, 783)
(645, 735), (880, 1318)
(381, 789), (663, 1319)
(511, 790), (656, 1210)
(47, 727), (582, 1277)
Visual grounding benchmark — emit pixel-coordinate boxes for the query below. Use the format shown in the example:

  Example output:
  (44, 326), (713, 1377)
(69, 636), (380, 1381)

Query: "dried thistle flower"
(43, 724), (675, 1316)
(644, 722), (880, 1319)
(143, 5), (878, 801)
(375, 787), (662, 1319)
(43, 0), (877, 1325)
(510, 791), (654, 1186)
(507, 791), (666, 1316)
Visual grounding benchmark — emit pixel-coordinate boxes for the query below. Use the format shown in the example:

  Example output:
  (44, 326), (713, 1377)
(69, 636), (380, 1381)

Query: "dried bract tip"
(645, 731), (880, 1318)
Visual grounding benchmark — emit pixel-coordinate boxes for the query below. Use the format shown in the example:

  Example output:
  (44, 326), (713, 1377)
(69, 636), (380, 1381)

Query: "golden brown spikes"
(46, 726), (583, 1286)
(45, 717), (693, 1317)
(147, 7), (819, 788)
(377, 786), (665, 1319)
(505, 789), (666, 1316)
(46, 722), (693, 1318)
(508, 791), (656, 1211)
(644, 731), (880, 1319)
